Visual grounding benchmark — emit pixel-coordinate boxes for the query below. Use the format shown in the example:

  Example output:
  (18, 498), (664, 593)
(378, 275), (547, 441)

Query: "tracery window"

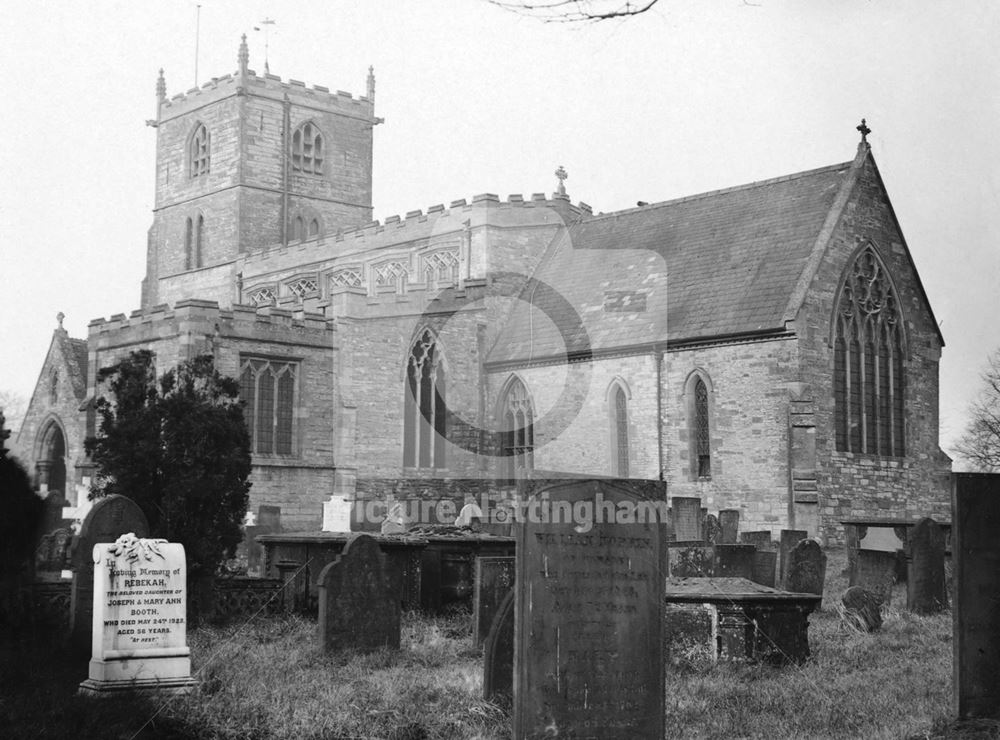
(291, 122), (323, 175)
(611, 384), (629, 477)
(239, 357), (297, 456)
(499, 376), (535, 483)
(403, 330), (446, 468)
(694, 377), (711, 478)
(286, 277), (318, 299)
(373, 260), (408, 293)
(423, 249), (460, 288)
(834, 246), (905, 456)
(247, 286), (277, 307)
(329, 269), (363, 289)
(189, 123), (210, 177)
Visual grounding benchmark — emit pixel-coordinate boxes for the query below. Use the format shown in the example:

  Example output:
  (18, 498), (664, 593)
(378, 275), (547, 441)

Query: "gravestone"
(907, 517), (948, 615)
(741, 530), (773, 549)
(515, 479), (665, 739)
(318, 533), (400, 652)
(752, 549), (777, 588)
(783, 539), (827, 604)
(778, 529), (808, 586)
(672, 496), (702, 542)
(953, 473), (1000, 719)
(79, 533), (196, 695)
(704, 513), (722, 544)
(71, 495), (150, 655)
(668, 544), (715, 577)
(483, 589), (515, 701)
(716, 544), (755, 580)
(473, 556), (516, 645)
(719, 509), (740, 544)
(244, 504), (283, 577)
(841, 586), (882, 633)
(852, 549), (897, 605)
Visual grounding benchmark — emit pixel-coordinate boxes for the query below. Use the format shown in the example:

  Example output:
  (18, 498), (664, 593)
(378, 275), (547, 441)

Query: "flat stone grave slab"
(515, 479), (665, 739)
(473, 556), (515, 646)
(664, 577), (821, 664)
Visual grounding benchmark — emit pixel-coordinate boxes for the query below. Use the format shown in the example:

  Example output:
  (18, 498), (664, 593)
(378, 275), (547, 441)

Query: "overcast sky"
(1, 0), (996, 462)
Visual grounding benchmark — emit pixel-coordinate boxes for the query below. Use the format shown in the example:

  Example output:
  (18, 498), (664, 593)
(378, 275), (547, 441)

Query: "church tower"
(142, 36), (378, 308)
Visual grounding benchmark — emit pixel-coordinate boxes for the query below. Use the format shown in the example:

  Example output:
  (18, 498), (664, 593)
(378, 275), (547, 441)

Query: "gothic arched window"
(499, 376), (535, 483)
(239, 358), (297, 456)
(291, 122), (323, 175)
(834, 245), (905, 456)
(685, 371), (712, 480)
(404, 330), (446, 468)
(189, 123), (210, 178)
(610, 383), (629, 477)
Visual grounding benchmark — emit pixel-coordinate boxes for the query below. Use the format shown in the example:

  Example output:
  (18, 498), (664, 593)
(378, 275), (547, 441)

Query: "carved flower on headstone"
(111, 532), (168, 563)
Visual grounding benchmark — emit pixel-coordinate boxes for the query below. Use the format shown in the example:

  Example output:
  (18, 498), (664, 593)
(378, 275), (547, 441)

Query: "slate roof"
(489, 160), (854, 364)
(58, 333), (90, 400)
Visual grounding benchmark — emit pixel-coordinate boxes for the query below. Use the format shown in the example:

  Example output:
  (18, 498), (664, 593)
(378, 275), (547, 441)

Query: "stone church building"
(16, 38), (951, 543)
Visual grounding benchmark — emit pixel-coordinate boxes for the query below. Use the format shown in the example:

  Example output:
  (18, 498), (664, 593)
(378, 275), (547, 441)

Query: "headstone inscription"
(719, 509), (740, 544)
(672, 496), (702, 542)
(778, 529), (808, 586)
(783, 539), (827, 605)
(71, 495), (150, 655)
(317, 533), (400, 652)
(483, 589), (515, 701)
(953, 473), (1000, 719)
(515, 479), (665, 739)
(78, 533), (196, 695)
(907, 517), (948, 615)
(716, 544), (755, 580)
(852, 549), (897, 605)
(473, 556), (516, 646)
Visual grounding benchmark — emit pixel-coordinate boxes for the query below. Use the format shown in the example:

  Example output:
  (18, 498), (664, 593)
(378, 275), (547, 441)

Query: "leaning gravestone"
(841, 586), (882, 633)
(907, 517), (948, 614)
(953, 473), (1000, 719)
(71, 495), (150, 655)
(719, 509), (740, 544)
(515, 479), (665, 739)
(715, 544), (755, 580)
(473, 556), (515, 646)
(783, 539), (827, 605)
(778, 529), (808, 586)
(483, 588), (515, 701)
(318, 533), (399, 652)
(672, 496), (702, 542)
(852, 549), (897, 605)
(78, 533), (196, 695)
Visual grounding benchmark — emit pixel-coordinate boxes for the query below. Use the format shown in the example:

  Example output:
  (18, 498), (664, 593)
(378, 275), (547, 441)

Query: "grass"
(0, 548), (993, 739)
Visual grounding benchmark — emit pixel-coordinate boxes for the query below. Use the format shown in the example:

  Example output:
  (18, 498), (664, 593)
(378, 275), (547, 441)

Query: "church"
(15, 37), (952, 544)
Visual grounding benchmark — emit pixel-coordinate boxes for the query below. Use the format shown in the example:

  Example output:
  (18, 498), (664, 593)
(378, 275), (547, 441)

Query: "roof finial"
(238, 33), (249, 77)
(554, 165), (568, 197)
(857, 118), (871, 145)
(367, 65), (376, 103)
(156, 68), (166, 101)
(56, 311), (65, 330)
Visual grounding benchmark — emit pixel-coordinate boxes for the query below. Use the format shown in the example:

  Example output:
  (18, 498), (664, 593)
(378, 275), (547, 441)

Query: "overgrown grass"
(0, 549), (991, 739)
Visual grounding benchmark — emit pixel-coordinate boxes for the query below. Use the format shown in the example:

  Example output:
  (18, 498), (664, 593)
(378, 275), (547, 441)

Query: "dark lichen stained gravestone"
(783, 539), (827, 606)
(669, 544), (715, 577)
(317, 533), (400, 652)
(719, 509), (740, 544)
(852, 549), (897, 605)
(778, 529), (808, 585)
(515, 479), (665, 740)
(715, 544), (755, 580)
(953, 473), (1000, 720)
(672, 496), (702, 542)
(482, 588), (515, 701)
(70, 494), (149, 655)
(704, 513), (722, 544)
(841, 586), (882, 632)
(751, 550), (777, 588)
(741, 530), (774, 549)
(473, 556), (515, 646)
(907, 517), (948, 615)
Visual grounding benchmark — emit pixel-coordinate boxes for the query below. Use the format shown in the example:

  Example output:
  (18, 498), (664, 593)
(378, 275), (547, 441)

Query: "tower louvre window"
(292, 122), (324, 175)
(834, 245), (905, 456)
(189, 123), (210, 178)
(239, 358), (298, 456)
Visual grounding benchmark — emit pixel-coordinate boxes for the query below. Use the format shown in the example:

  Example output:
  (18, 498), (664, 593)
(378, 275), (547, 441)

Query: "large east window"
(833, 245), (905, 456)
(239, 357), (297, 456)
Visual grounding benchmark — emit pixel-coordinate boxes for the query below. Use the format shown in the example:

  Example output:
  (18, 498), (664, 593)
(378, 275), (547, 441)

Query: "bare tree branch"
(954, 350), (1000, 472)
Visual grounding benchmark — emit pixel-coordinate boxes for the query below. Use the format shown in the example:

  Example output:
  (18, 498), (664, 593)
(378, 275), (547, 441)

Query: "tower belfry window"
(189, 123), (210, 178)
(292, 122), (324, 175)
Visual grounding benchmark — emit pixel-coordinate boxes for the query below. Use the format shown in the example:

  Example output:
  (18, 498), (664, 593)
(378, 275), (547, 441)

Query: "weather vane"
(255, 18), (277, 74)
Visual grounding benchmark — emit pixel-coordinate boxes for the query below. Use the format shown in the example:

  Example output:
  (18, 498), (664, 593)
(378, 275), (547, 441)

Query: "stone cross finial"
(555, 165), (568, 196)
(156, 69), (166, 101)
(857, 118), (871, 144)
(238, 33), (249, 76)
(57, 311), (65, 330)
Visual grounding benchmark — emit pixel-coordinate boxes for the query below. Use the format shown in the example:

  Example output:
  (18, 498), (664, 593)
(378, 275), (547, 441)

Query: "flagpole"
(194, 4), (202, 87)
